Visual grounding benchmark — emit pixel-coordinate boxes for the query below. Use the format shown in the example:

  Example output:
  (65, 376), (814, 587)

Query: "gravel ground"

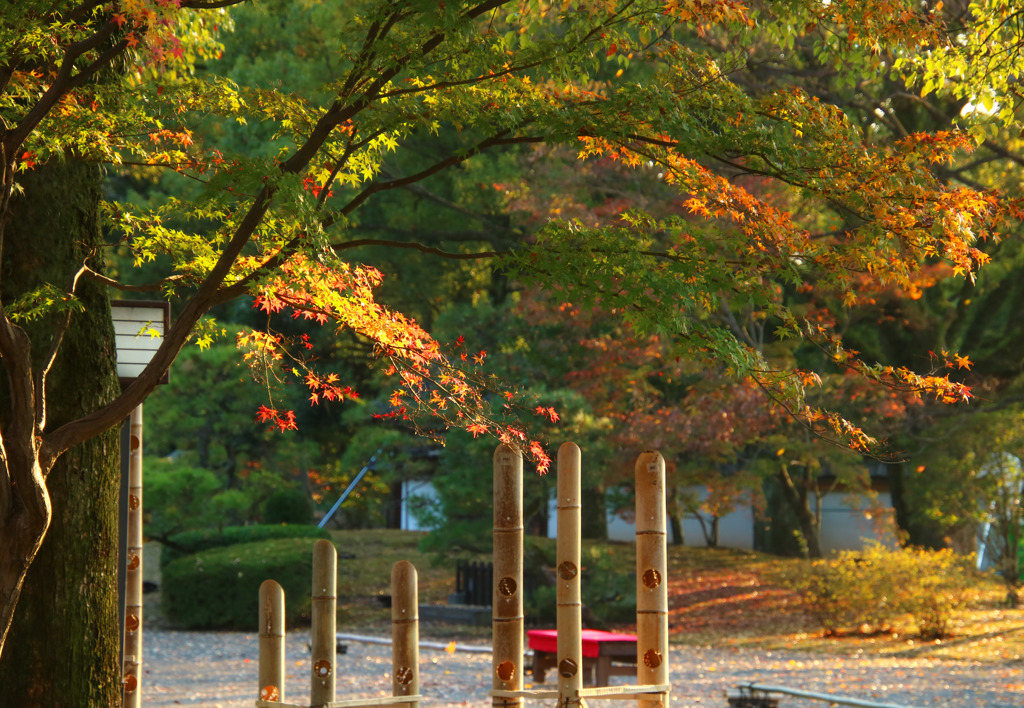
(140, 628), (1023, 708)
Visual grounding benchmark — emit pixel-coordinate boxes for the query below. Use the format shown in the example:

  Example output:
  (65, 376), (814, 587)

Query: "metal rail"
(737, 683), (924, 708)
(318, 449), (381, 528)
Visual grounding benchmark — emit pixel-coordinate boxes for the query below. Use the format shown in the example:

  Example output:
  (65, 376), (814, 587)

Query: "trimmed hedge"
(262, 488), (314, 525)
(160, 524), (330, 568)
(162, 537), (326, 630)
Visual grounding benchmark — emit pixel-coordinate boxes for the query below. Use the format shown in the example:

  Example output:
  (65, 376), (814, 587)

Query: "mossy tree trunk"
(775, 462), (824, 559)
(0, 159), (122, 706)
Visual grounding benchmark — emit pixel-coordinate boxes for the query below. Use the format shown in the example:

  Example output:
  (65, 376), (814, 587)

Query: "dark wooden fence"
(455, 560), (493, 606)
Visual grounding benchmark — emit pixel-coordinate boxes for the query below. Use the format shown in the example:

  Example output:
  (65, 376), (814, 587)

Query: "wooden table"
(527, 629), (638, 687)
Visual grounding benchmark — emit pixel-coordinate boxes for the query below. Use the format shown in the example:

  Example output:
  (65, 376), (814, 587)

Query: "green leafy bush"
(262, 488), (314, 525)
(782, 543), (977, 638)
(160, 524), (330, 568)
(524, 542), (636, 626)
(162, 537), (325, 630)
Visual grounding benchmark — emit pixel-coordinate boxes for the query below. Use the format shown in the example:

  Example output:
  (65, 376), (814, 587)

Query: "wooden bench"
(527, 629), (638, 687)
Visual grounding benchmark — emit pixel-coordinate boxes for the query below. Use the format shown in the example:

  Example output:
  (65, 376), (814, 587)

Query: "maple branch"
(3, 19), (121, 156)
(333, 238), (505, 260)
(34, 260), (93, 438)
(180, 0), (248, 8)
(43, 166), (284, 460)
(377, 60), (545, 100)
(337, 130), (542, 218)
(717, 304), (758, 350)
(981, 140), (1024, 170)
(349, 224), (518, 247)
(56, 1), (109, 24)
(80, 267), (186, 293)
(378, 170), (516, 233)
(748, 372), (899, 463)
(338, 6), (408, 99)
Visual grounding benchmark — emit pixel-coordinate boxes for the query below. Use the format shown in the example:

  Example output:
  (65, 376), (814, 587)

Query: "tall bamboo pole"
(122, 404), (144, 708)
(259, 579), (286, 704)
(557, 442), (583, 704)
(492, 444), (524, 707)
(310, 540), (337, 704)
(635, 451), (669, 708)
(392, 560), (419, 708)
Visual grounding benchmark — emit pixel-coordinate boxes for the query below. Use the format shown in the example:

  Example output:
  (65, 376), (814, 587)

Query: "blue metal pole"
(317, 449), (381, 529)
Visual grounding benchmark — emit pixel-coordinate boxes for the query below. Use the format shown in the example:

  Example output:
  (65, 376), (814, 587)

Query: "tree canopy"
(1, 0), (1021, 691)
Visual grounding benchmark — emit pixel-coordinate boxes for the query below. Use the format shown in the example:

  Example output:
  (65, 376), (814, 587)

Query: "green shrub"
(782, 543), (977, 638)
(262, 488), (314, 525)
(524, 544), (636, 626)
(161, 524), (330, 568)
(162, 537), (324, 630)
(145, 461), (224, 538)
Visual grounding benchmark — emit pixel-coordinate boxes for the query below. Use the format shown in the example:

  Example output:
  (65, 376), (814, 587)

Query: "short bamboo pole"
(492, 444), (524, 707)
(259, 579), (287, 704)
(392, 560), (419, 708)
(557, 442), (583, 704)
(123, 404), (144, 708)
(310, 540), (338, 704)
(635, 451), (669, 708)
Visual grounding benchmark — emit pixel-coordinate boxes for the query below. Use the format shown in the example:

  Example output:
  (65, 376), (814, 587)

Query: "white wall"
(603, 486), (755, 548)
(400, 479), (442, 532)
(816, 491), (896, 553)
(404, 479), (895, 553)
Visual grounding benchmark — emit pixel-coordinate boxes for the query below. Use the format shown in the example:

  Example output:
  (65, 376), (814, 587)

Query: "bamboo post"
(392, 560), (419, 708)
(492, 444), (524, 707)
(123, 404), (144, 708)
(635, 451), (669, 708)
(259, 579), (286, 704)
(557, 442), (583, 704)
(310, 540), (337, 705)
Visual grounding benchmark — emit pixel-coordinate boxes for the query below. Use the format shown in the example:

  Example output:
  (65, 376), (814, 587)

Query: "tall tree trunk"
(580, 483), (607, 539)
(666, 485), (684, 546)
(887, 462), (947, 549)
(775, 464), (823, 559)
(0, 159), (122, 706)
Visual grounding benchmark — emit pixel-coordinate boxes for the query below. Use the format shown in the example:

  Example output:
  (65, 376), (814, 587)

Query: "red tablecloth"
(527, 629), (637, 658)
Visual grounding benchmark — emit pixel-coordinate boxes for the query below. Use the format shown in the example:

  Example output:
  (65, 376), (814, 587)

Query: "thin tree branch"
(34, 261), (92, 437)
(333, 238), (505, 260)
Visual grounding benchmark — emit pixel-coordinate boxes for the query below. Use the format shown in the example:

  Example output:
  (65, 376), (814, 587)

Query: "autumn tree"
(0, 1), (1015, 703)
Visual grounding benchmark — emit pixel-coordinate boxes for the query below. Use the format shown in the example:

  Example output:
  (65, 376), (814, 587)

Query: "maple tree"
(0, 0), (1018, 701)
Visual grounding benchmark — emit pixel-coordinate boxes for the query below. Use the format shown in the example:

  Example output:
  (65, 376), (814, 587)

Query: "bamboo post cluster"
(255, 543), (421, 708)
(487, 443), (670, 708)
(250, 443), (668, 708)
(123, 404), (144, 708)
(491, 444), (524, 708)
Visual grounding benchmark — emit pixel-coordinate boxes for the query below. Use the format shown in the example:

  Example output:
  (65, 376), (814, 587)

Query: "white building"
(401, 479), (896, 553)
